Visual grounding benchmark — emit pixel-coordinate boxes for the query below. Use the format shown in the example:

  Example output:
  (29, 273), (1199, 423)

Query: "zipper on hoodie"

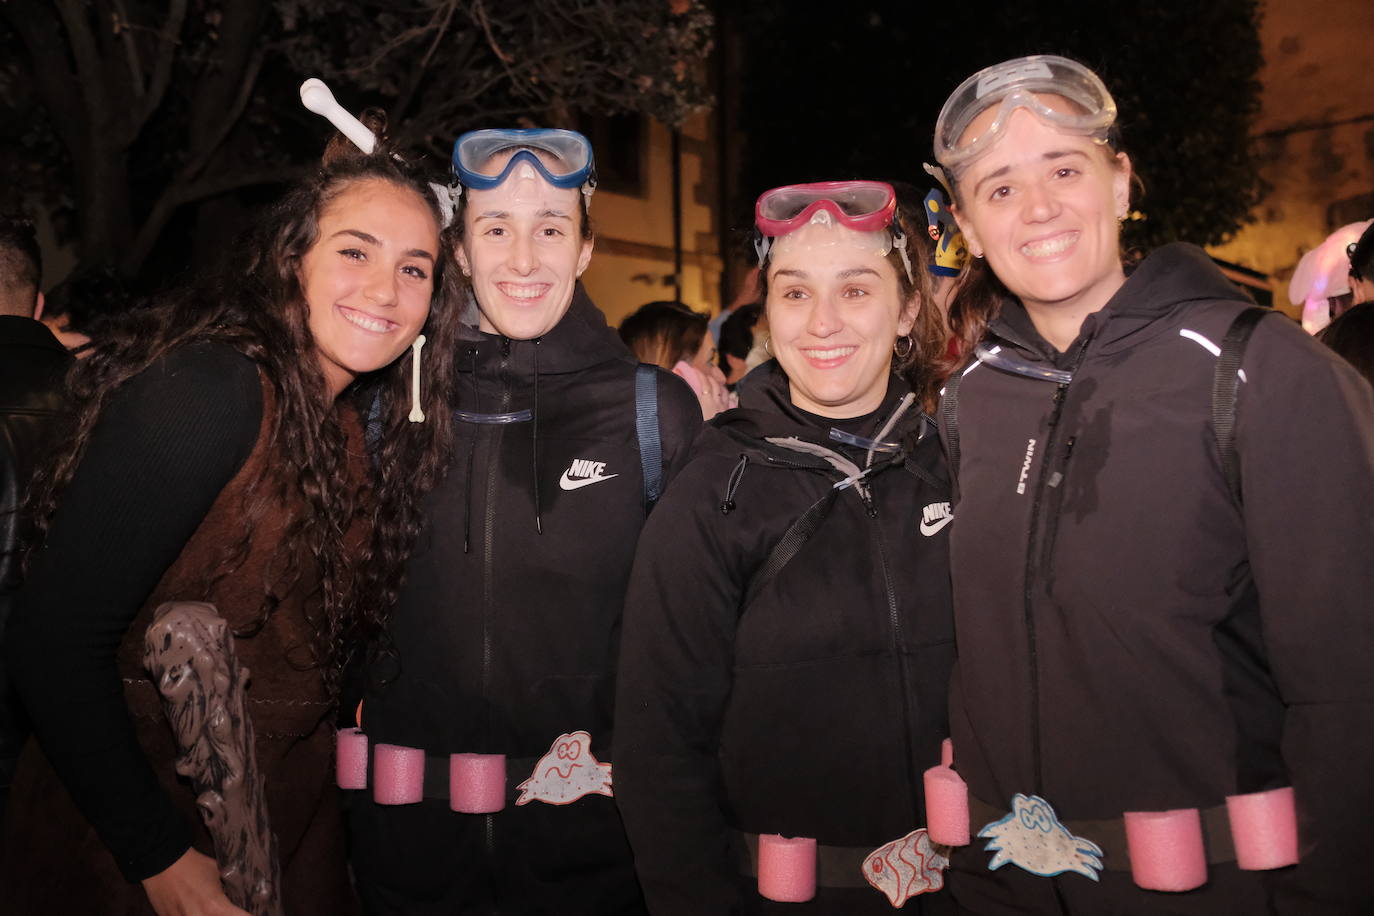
(481, 337), (513, 859)
(869, 506), (922, 817)
(1021, 341), (1091, 794)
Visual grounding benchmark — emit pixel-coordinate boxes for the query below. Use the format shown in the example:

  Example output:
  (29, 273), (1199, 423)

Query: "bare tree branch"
(53, 0), (109, 123)
(0, 0), (85, 154)
(123, 165), (298, 273)
(137, 0), (189, 130)
(109, 0), (145, 97)
(472, 0), (512, 64)
(393, 0), (460, 118)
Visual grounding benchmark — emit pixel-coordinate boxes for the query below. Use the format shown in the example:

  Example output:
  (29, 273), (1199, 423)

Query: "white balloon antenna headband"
(298, 78), (456, 229)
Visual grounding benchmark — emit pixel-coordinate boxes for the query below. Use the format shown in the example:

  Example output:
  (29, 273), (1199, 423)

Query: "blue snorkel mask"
(451, 129), (597, 200)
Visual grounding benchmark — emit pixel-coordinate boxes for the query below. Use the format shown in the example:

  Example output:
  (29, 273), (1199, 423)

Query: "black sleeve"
(614, 452), (749, 915)
(1237, 319), (1374, 914)
(5, 342), (263, 882)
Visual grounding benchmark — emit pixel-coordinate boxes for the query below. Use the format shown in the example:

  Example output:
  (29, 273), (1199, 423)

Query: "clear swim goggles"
(934, 55), (1117, 174)
(753, 181), (912, 282)
(451, 128), (596, 197)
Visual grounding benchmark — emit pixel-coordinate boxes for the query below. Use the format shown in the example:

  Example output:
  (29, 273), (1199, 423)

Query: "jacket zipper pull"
(1047, 383), (1069, 426)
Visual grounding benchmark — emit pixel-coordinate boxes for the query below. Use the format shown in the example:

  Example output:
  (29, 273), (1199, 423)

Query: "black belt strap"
(967, 795), (1236, 872)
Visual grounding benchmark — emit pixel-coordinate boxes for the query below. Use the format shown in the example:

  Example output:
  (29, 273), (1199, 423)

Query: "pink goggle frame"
(754, 181), (898, 238)
(753, 180), (912, 282)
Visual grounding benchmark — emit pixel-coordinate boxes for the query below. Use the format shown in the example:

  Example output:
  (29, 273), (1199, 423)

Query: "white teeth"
(1021, 233), (1077, 258)
(500, 284), (548, 300)
(807, 347), (856, 361)
(342, 308), (392, 333)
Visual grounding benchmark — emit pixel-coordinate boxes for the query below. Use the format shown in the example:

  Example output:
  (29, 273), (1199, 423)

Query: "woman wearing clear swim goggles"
(931, 54), (1374, 916)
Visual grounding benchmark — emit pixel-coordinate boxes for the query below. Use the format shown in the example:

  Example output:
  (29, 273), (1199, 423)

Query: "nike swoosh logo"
(919, 515), (953, 536)
(559, 471), (620, 491)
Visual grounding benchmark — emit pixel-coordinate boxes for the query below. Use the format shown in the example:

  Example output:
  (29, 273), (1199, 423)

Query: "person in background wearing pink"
(621, 299), (733, 418)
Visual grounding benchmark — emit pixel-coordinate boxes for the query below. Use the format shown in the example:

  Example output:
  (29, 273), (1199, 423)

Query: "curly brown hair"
(26, 120), (466, 696)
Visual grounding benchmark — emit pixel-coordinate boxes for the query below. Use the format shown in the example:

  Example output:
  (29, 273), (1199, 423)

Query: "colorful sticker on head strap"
(978, 793), (1104, 880)
(514, 730), (613, 806)
(863, 828), (949, 907)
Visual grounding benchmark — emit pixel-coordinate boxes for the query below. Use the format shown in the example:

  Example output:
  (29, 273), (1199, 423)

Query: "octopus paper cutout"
(863, 827), (950, 907)
(978, 793), (1103, 881)
(514, 730), (613, 806)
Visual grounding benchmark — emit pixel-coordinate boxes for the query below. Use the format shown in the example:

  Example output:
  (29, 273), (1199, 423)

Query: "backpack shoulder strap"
(634, 363), (663, 512)
(1212, 307), (1270, 507)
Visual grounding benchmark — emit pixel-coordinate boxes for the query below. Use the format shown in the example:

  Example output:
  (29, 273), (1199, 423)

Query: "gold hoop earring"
(763, 335), (773, 356)
(893, 335), (914, 358)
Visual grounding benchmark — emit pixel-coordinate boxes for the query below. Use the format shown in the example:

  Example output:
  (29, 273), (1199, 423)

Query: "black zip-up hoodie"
(615, 365), (956, 915)
(940, 243), (1374, 915)
(352, 288), (702, 915)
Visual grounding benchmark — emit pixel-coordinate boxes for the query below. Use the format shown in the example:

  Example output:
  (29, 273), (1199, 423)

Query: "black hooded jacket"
(940, 244), (1374, 914)
(615, 364), (955, 915)
(353, 288), (702, 914)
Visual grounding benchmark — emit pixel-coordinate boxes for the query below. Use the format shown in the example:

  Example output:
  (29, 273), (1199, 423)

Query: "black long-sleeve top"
(5, 342), (262, 881)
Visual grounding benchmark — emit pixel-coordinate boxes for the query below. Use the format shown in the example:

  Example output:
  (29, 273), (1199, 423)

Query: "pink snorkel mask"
(753, 181), (913, 283)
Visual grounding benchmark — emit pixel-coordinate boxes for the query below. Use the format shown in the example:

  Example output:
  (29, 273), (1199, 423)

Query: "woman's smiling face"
(953, 101), (1130, 320)
(765, 222), (916, 419)
(299, 177), (438, 396)
(457, 150), (593, 340)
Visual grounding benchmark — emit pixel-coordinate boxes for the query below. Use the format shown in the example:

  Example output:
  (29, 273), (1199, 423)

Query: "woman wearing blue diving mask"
(345, 129), (702, 914)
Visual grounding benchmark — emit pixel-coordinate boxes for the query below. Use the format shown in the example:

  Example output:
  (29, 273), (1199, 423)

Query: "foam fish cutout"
(978, 793), (1103, 880)
(863, 827), (949, 907)
(514, 730), (613, 806)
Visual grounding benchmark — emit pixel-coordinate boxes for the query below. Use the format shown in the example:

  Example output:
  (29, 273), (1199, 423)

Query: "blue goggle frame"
(451, 129), (596, 193)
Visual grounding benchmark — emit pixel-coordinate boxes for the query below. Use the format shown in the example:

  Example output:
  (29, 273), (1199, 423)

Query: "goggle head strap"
(753, 217), (914, 285)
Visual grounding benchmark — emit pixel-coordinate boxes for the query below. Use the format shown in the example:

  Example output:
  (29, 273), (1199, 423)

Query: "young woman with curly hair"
(0, 117), (465, 915)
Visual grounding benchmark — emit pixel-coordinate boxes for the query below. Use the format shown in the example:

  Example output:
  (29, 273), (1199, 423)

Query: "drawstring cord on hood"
(720, 454), (750, 514)
(531, 338), (543, 535)
(864, 392), (915, 470)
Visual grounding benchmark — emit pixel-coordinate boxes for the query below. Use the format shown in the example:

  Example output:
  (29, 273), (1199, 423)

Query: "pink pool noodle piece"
(450, 753), (506, 813)
(940, 738), (953, 767)
(757, 834), (817, 903)
(1227, 786), (1298, 870)
(373, 744), (425, 805)
(923, 765), (970, 846)
(336, 728), (369, 790)
(1123, 808), (1207, 891)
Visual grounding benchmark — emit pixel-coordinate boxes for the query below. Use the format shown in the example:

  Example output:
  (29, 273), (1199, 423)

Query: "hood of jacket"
(989, 242), (1253, 361)
(713, 360), (928, 491)
(457, 282), (633, 379)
